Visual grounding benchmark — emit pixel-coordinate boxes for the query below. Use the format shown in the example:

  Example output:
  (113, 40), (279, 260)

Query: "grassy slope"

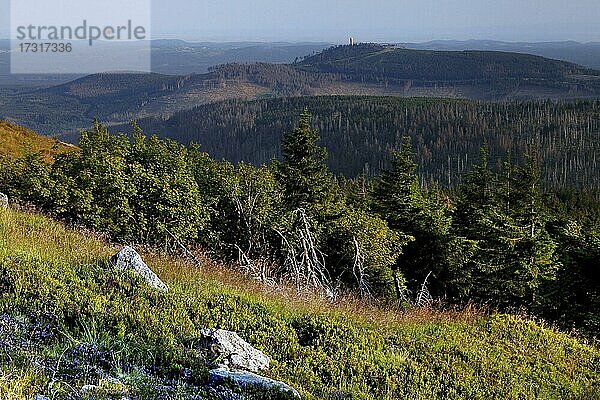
(0, 208), (598, 399)
(0, 120), (73, 161)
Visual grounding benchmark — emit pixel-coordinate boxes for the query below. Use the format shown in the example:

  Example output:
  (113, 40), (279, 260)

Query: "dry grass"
(103, 235), (484, 331)
(2, 205), (481, 332)
(1, 206), (116, 265)
(0, 120), (74, 161)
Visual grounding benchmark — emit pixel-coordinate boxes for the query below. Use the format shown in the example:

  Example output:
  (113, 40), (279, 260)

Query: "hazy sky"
(1, 0), (599, 42)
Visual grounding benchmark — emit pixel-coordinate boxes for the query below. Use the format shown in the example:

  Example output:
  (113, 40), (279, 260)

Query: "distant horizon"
(1, 37), (600, 45)
(1, 0), (599, 44)
(121, 38), (600, 45)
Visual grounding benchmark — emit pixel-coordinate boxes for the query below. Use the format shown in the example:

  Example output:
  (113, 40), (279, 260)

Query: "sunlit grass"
(0, 207), (598, 399)
(0, 120), (74, 162)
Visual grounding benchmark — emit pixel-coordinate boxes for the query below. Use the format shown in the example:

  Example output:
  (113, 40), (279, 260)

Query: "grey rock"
(209, 368), (300, 399)
(80, 384), (100, 393)
(0, 193), (8, 209)
(110, 246), (168, 292)
(199, 328), (269, 372)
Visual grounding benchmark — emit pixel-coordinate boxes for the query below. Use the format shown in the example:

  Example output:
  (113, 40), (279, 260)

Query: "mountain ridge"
(398, 39), (600, 70)
(298, 43), (598, 81)
(2, 44), (600, 137)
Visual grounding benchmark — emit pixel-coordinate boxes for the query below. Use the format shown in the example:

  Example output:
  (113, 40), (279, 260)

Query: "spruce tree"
(276, 108), (335, 216)
(372, 136), (425, 229)
(455, 147), (558, 306)
(372, 137), (461, 298)
(454, 146), (515, 302)
(505, 148), (558, 303)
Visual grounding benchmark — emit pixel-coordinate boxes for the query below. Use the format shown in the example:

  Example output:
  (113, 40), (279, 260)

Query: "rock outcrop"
(110, 246), (168, 292)
(197, 328), (300, 398)
(199, 328), (270, 372)
(0, 193), (8, 209)
(209, 368), (301, 399)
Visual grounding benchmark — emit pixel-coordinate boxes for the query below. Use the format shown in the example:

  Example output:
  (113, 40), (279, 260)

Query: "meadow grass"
(0, 121), (73, 162)
(0, 208), (598, 399)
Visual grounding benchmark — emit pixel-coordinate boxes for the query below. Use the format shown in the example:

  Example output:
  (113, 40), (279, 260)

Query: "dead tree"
(229, 182), (277, 285)
(399, 271), (433, 307)
(353, 237), (371, 299)
(276, 208), (334, 298)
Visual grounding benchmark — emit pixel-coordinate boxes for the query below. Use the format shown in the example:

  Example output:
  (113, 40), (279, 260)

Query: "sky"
(1, 0), (599, 43)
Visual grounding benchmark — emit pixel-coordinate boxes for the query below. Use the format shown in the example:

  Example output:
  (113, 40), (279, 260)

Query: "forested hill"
(114, 96), (600, 188)
(298, 43), (599, 82)
(4, 44), (600, 138)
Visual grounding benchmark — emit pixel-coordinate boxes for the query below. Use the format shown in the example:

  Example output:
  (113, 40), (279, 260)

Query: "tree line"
(124, 96), (600, 188)
(1, 111), (598, 337)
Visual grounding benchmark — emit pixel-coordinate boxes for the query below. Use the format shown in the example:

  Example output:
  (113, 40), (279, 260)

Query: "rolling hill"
(0, 71), (272, 137)
(2, 44), (600, 138)
(398, 40), (600, 71)
(0, 39), (330, 88)
(299, 43), (595, 80)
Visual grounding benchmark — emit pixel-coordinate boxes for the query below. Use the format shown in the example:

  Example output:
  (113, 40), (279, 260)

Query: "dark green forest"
(2, 112), (599, 338)
(122, 96), (600, 187)
(298, 44), (600, 83)
(4, 43), (600, 140)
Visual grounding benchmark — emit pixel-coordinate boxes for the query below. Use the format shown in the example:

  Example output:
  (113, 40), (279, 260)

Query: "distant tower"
(349, 37), (355, 46)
